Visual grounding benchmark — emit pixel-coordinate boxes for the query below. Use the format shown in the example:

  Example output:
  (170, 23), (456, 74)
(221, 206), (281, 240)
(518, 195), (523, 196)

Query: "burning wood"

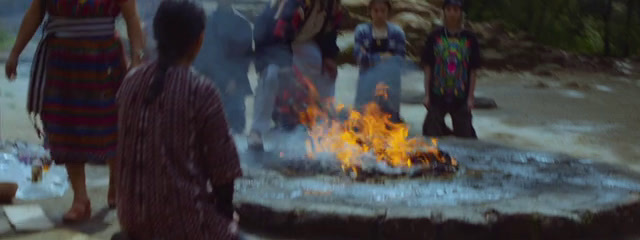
(291, 76), (458, 178)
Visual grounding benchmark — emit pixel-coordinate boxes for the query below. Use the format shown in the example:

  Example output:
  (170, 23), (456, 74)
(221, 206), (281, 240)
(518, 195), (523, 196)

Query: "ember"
(294, 75), (458, 178)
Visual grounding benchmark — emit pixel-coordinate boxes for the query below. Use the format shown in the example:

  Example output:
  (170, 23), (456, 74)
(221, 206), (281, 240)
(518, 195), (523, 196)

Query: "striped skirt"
(41, 36), (126, 164)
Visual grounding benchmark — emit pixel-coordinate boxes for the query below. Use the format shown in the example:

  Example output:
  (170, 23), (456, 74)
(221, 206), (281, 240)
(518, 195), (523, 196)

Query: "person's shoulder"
(189, 67), (220, 95)
(387, 23), (406, 38)
(118, 62), (153, 99)
(355, 23), (371, 32)
(232, 8), (251, 24)
(123, 62), (150, 81)
(388, 23), (404, 33)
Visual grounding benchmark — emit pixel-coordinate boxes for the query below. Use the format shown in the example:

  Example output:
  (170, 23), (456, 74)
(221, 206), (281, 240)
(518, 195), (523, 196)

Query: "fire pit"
(233, 80), (640, 239)
(233, 134), (640, 240)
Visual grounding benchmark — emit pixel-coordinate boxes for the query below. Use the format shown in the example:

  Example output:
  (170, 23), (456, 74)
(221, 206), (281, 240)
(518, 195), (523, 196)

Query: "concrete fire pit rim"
(234, 191), (640, 225)
(236, 135), (640, 238)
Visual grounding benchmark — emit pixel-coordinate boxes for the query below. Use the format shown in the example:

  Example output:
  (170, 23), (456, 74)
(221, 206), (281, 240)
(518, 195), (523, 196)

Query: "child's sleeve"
(392, 26), (407, 58)
(353, 25), (380, 66)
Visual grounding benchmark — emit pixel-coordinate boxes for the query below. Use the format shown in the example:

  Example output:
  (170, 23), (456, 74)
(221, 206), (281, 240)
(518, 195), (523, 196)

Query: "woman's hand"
(467, 96), (474, 110)
(4, 55), (18, 81)
(229, 211), (240, 234)
(423, 96), (430, 109)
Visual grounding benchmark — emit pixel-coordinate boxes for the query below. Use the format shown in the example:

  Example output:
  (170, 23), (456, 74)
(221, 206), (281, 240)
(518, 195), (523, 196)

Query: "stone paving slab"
(0, 210), (12, 235)
(2, 229), (100, 240)
(3, 205), (54, 232)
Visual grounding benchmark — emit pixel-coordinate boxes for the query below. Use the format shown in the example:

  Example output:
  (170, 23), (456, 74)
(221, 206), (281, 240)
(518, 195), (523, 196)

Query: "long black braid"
(145, 0), (206, 105)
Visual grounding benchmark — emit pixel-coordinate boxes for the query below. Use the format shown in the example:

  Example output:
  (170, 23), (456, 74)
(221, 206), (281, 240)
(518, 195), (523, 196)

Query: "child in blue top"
(353, 0), (406, 122)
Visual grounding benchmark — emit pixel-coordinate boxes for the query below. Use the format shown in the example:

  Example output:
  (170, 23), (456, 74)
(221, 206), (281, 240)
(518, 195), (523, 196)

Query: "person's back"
(115, 1), (242, 239)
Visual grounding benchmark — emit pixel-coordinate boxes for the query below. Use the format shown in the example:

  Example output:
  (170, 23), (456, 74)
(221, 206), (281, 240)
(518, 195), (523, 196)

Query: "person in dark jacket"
(194, 0), (253, 134)
(249, 0), (343, 150)
(421, 0), (481, 139)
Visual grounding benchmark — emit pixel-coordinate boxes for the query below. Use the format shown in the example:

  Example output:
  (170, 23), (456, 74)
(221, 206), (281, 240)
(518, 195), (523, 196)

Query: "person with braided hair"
(115, 1), (242, 239)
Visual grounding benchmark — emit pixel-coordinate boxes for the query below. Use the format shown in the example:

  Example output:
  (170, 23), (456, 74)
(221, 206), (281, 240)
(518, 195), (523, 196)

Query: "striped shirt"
(115, 61), (242, 240)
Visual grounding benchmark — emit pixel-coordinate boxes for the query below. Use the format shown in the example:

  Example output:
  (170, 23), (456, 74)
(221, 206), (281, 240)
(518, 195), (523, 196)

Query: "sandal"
(108, 186), (116, 209)
(107, 198), (116, 209)
(247, 131), (264, 151)
(63, 200), (92, 223)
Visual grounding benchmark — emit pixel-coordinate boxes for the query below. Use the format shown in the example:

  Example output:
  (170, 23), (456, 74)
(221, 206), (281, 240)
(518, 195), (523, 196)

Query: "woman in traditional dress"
(353, 0), (406, 122)
(4, 0), (144, 222)
(116, 1), (242, 239)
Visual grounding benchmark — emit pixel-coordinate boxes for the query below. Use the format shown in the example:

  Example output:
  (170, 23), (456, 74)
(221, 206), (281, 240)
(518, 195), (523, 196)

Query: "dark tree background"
(466, 0), (640, 57)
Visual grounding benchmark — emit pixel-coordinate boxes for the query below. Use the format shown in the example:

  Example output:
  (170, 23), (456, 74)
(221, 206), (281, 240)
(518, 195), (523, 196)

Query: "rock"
(474, 97), (498, 109)
(615, 59), (634, 76)
(391, 12), (433, 35)
(526, 81), (550, 89)
(2, 204), (54, 231)
(392, 0), (442, 19)
(0, 213), (11, 235)
(563, 81), (591, 90)
(340, 9), (368, 30)
(533, 63), (562, 76)
(340, 0), (371, 17)
(540, 50), (570, 66)
(482, 48), (509, 70)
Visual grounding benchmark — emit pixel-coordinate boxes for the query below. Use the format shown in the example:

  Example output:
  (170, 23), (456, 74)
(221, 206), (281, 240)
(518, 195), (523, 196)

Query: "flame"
(295, 76), (455, 175)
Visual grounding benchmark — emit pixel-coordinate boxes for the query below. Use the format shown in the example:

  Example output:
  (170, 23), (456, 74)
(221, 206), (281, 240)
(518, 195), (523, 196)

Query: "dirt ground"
(1, 63), (640, 239)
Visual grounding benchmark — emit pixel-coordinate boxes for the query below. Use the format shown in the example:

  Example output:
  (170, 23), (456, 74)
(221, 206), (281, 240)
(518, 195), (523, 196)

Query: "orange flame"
(296, 78), (454, 175)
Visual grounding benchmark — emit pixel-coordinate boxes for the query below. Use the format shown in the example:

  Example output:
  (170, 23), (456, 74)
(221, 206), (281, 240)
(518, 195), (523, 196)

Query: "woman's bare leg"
(63, 163), (91, 222)
(107, 158), (116, 208)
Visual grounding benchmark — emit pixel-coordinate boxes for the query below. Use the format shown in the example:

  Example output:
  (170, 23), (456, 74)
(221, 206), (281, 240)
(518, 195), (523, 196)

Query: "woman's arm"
(120, 0), (145, 67)
(213, 182), (235, 220)
(6, 0), (46, 74)
(197, 83), (242, 216)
